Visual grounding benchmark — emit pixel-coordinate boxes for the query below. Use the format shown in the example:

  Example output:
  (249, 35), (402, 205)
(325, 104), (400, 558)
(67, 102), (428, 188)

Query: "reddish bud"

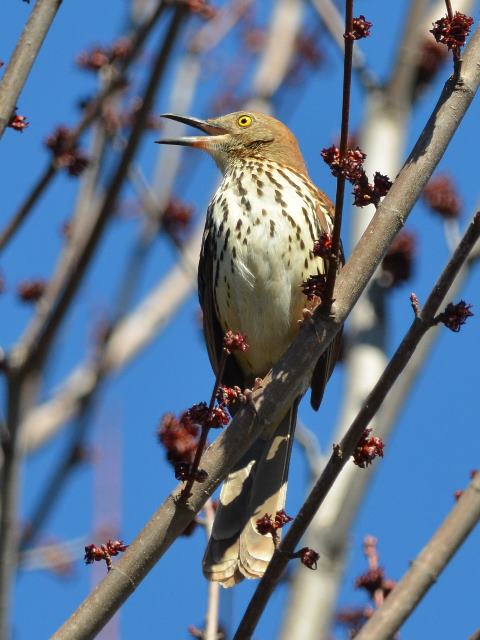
(298, 547), (320, 570)
(274, 509), (294, 528)
(157, 412), (199, 465)
(347, 15), (373, 40)
(216, 385), (242, 408)
(84, 539), (127, 568)
(431, 12), (474, 52)
(110, 38), (133, 62)
(45, 127), (89, 177)
(414, 39), (448, 91)
(353, 172), (392, 208)
(77, 46), (110, 71)
(313, 233), (333, 258)
(256, 510), (293, 537)
(352, 428), (384, 468)
(106, 539), (128, 556)
(223, 330), (249, 353)
(186, 402), (210, 427)
(8, 111), (29, 132)
(355, 567), (385, 595)
(321, 145), (366, 183)
(381, 230), (416, 288)
(181, 0), (216, 19)
(435, 300), (473, 332)
(17, 279), (46, 303)
(288, 32), (323, 83)
(84, 544), (105, 564)
(208, 406), (230, 428)
(163, 199), (194, 239)
(301, 274), (327, 301)
(373, 172), (392, 197)
(423, 175), (461, 219)
(256, 514), (275, 536)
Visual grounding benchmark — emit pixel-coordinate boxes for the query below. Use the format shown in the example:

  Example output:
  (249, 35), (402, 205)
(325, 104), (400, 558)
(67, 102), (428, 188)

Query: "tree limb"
(354, 472), (480, 640)
(233, 208), (480, 638)
(0, 0), (167, 254)
(0, 0), (63, 139)
(50, 28), (480, 639)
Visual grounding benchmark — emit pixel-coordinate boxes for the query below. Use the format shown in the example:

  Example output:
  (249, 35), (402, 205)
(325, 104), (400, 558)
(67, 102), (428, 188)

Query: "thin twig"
(49, 31), (480, 638)
(0, 0), (63, 139)
(310, 0), (379, 91)
(182, 349), (228, 498)
(324, 0), (353, 308)
(0, 0), (167, 255)
(19, 223), (204, 454)
(445, 0), (463, 76)
(0, 165), (56, 252)
(18, 418), (89, 551)
(0, 8), (185, 639)
(9, 5), (186, 376)
(354, 472), (480, 640)
(17, 0), (301, 456)
(0, 370), (41, 639)
(204, 500), (220, 640)
(232, 211), (480, 639)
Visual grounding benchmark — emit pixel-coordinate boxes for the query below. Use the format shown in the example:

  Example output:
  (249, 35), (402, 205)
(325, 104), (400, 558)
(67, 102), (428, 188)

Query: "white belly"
(209, 160), (332, 376)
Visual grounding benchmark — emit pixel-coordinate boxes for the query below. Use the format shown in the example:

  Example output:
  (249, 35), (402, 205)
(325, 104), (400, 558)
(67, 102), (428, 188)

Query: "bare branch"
(310, 0), (379, 90)
(8, 5), (186, 376)
(324, 0), (354, 306)
(0, 0), (63, 139)
(18, 0), (300, 455)
(354, 472), (480, 640)
(233, 209), (480, 638)
(0, 0), (167, 255)
(282, 3), (433, 635)
(19, 222), (203, 454)
(50, 30), (480, 638)
(204, 500), (220, 640)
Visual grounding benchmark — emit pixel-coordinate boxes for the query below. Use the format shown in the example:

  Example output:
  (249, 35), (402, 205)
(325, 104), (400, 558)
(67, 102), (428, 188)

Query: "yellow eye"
(237, 115), (252, 127)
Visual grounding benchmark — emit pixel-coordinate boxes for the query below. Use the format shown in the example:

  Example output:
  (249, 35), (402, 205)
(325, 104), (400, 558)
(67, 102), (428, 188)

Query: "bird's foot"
(298, 307), (314, 326)
(241, 378), (262, 414)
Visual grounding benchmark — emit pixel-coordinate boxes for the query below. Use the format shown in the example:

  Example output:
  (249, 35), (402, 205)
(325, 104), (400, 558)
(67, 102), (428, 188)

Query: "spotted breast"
(207, 158), (333, 378)
(159, 111), (340, 587)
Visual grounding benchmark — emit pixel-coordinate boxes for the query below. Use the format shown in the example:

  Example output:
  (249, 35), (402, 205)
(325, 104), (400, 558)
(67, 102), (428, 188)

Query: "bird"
(158, 111), (341, 587)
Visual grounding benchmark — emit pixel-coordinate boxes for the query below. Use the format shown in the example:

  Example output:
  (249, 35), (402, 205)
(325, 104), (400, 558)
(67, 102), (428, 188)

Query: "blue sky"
(1, 1), (479, 638)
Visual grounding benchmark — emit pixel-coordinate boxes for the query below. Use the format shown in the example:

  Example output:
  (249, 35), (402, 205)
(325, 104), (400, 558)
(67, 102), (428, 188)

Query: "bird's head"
(157, 111), (307, 175)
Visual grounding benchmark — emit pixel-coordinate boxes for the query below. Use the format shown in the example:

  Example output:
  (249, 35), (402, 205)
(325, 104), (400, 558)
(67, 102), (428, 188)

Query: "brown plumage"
(158, 111), (341, 587)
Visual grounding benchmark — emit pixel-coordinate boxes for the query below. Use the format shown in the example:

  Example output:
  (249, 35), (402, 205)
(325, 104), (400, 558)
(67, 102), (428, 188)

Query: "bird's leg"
(241, 377), (262, 414)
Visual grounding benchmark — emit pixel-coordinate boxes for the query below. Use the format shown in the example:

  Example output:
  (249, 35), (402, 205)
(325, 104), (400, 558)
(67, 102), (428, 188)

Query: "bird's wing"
(198, 208), (245, 388)
(310, 189), (344, 411)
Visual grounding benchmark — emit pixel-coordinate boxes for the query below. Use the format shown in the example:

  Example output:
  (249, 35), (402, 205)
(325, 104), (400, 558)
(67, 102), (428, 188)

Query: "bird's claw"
(298, 308), (314, 326)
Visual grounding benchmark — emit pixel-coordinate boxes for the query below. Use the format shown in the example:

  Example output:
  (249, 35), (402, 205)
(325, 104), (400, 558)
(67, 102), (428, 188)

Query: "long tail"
(203, 401), (299, 587)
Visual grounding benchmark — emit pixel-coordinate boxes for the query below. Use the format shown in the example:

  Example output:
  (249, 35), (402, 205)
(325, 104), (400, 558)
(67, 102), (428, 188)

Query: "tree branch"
(310, 0), (379, 91)
(0, 0), (63, 139)
(281, 2), (434, 635)
(0, 0), (167, 254)
(50, 28), (480, 639)
(354, 472), (480, 640)
(8, 4), (186, 376)
(233, 209), (480, 639)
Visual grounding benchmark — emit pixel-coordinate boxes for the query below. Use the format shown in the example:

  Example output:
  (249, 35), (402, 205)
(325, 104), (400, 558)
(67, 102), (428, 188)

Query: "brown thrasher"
(159, 111), (340, 587)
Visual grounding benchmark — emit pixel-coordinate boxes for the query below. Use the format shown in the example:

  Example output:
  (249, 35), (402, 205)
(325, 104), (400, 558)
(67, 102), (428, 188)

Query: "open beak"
(156, 113), (228, 148)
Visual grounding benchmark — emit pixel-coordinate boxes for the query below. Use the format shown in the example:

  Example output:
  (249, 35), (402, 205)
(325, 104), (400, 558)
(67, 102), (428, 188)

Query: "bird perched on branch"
(159, 111), (341, 587)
